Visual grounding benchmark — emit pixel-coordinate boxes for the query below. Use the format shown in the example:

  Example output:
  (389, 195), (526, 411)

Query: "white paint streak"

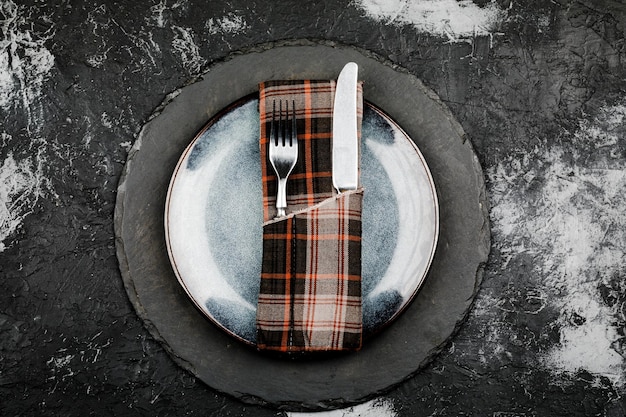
(0, 0), (55, 126)
(355, 0), (505, 41)
(171, 25), (206, 74)
(47, 354), (74, 370)
(287, 398), (397, 417)
(206, 13), (250, 35)
(0, 2), (56, 251)
(46, 334), (112, 392)
(487, 102), (626, 389)
(119, 141), (132, 152)
(150, 0), (168, 28)
(0, 149), (51, 254)
(101, 112), (113, 129)
(575, 103), (625, 149)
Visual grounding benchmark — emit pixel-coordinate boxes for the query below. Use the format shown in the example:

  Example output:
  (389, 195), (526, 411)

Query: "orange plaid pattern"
(256, 80), (364, 352)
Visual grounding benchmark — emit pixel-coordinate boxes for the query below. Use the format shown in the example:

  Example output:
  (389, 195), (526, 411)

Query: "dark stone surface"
(1, 0), (625, 416)
(115, 44), (489, 410)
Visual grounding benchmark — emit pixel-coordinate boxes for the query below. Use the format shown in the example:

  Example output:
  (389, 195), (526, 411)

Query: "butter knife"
(332, 62), (359, 193)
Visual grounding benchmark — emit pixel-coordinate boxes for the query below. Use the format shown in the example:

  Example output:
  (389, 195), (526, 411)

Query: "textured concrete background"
(1, 1), (625, 416)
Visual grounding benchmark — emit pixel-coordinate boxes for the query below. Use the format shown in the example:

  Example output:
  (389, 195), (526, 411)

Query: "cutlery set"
(269, 63), (359, 217)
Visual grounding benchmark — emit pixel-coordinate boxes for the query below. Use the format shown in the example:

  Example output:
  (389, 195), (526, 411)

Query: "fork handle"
(276, 178), (287, 217)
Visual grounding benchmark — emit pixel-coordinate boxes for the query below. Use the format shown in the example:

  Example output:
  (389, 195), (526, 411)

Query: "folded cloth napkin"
(256, 79), (364, 352)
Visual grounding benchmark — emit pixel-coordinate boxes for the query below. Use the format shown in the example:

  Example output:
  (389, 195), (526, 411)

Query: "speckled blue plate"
(165, 97), (438, 345)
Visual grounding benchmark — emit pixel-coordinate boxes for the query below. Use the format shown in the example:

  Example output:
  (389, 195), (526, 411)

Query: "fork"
(268, 100), (298, 218)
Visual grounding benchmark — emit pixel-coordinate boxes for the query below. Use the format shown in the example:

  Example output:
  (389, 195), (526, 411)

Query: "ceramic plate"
(165, 97), (439, 345)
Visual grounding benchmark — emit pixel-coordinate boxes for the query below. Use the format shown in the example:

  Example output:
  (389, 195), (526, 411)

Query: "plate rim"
(164, 94), (440, 346)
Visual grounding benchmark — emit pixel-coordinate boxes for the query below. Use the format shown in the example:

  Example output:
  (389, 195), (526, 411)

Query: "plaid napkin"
(255, 79), (364, 352)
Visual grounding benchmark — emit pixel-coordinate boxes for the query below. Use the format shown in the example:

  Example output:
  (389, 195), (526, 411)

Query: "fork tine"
(291, 100), (296, 147)
(279, 100), (284, 147)
(284, 100), (289, 147)
(270, 100), (276, 146)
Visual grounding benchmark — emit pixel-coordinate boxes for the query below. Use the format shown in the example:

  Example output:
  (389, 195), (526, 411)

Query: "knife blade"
(332, 62), (359, 193)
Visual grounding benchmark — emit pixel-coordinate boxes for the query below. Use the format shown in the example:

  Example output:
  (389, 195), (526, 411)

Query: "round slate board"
(114, 42), (490, 411)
